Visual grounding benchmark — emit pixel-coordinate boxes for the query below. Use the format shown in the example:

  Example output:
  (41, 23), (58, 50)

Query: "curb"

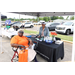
(61, 40), (73, 44)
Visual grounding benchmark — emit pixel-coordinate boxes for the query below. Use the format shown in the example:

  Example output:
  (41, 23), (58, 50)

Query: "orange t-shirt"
(10, 35), (29, 47)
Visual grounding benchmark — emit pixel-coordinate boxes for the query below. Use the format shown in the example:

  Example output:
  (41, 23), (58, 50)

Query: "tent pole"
(0, 12), (3, 54)
(72, 13), (75, 62)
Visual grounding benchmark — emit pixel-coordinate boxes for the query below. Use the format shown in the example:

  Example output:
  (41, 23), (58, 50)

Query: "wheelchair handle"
(12, 45), (26, 51)
(18, 45), (26, 50)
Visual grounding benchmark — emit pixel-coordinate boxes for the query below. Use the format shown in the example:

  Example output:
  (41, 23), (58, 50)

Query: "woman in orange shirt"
(10, 29), (37, 62)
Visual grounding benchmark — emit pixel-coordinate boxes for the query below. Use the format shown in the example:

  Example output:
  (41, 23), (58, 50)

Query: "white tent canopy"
(11, 12), (74, 17)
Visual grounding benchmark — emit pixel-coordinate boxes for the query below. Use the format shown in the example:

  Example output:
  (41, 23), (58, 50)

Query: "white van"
(55, 21), (74, 35)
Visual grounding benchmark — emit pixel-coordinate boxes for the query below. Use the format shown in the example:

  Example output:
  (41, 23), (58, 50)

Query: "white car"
(1, 27), (18, 39)
(12, 22), (23, 28)
(24, 22), (34, 28)
(55, 21), (74, 35)
(35, 21), (45, 25)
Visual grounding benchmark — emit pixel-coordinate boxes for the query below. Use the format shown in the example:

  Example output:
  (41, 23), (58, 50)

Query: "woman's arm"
(46, 27), (50, 37)
(27, 38), (33, 45)
(39, 27), (41, 36)
(11, 43), (24, 48)
(38, 27), (41, 38)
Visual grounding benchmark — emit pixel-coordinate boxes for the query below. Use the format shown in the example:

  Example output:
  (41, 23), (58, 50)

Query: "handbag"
(18, 49), (28, 62)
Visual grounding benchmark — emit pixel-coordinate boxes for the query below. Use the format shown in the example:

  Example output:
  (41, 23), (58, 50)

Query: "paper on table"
(35, 38), (39, 40)
(55, 40), (63, 44)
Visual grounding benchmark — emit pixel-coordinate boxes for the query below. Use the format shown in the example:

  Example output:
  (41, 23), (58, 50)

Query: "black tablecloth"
(30, 37), (64, 62)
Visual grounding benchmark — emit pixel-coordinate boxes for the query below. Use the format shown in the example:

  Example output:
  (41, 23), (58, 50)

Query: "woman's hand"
(29, 40), (33, 45)
(27, 38), (33, 45)
(37, 35), (40, 38)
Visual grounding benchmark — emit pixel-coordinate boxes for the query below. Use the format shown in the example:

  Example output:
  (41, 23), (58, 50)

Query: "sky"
(1, 12), (72, 19)
(1, 12), (37, 19)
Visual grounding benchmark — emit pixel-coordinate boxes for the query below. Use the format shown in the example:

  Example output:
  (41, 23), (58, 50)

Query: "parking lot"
(25, 25), (73, 37)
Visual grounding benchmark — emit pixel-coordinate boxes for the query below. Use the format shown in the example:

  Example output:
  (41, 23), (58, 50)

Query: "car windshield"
(63, 22), (73, 26)
(25, 22), (31, 24)
(13, 22), (22, 26)
(17, 22), (21, 24)
(46, 22), (52, 26)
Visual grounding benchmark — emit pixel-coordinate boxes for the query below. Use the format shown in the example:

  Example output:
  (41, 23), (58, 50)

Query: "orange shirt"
(10, 35), (29, 47)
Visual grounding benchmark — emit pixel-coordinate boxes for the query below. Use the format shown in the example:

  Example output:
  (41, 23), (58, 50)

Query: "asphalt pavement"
(25, 26), (73, 37)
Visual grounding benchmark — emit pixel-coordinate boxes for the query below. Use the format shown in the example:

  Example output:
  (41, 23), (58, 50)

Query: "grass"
(2, 25), (73, 42)
(24, 29), (39, 34)
(50, 34), (73, 42)
(24, 29), (73, 42)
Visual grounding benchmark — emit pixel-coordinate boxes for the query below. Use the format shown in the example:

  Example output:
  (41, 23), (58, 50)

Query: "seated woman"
(38, 22), (49, 38)
(10, 29), (37, 62)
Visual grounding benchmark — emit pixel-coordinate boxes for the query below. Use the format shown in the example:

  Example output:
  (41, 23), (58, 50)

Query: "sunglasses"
(18, 31), (24, 34)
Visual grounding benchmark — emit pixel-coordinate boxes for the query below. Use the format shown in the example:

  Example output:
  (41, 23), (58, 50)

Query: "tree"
(66, 16), (69, 20)
(51, 16), (58, 20)
(50, 16), (64, 20)
(59, 16), (64, 19)
(43, 17), (49, 22)
(70, 16), (74, 20)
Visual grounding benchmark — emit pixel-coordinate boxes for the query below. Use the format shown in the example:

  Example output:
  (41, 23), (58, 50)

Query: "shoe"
(34, 56), (38, 62)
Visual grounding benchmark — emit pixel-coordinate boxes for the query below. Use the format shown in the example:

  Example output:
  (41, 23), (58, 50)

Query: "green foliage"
(70, 16), (74, 20)
(1, 16), (65, 22)
(58, 16), (64, 19)
(51, 16), (64, 20)
(1, 18), (7, 21)
(66, 16), (69, 20)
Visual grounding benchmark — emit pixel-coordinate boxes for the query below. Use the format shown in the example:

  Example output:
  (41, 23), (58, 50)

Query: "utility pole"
(19, 14), (20, 21)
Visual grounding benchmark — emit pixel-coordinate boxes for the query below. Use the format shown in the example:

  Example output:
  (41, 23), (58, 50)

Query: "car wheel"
(66, 29), (70, 35)
(30, 25), (33, 28)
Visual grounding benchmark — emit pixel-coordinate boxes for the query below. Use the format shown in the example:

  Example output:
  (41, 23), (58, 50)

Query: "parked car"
(55, 21), (74, 35)
(35, 22), (41, 25)
(1, 27), (18, 39)
(46, 22), (61, 31)
(9, 21), (20, 26)
(35, 21), (45, 25)
(12, 22), (23, 28)
(24, 22), (34, 28)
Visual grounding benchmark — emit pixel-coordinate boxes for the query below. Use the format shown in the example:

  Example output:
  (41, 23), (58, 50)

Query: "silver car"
(46, 22), (61, 31)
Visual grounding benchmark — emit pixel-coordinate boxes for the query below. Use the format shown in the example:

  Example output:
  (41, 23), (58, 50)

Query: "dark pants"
(34, 56), (38, 62)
